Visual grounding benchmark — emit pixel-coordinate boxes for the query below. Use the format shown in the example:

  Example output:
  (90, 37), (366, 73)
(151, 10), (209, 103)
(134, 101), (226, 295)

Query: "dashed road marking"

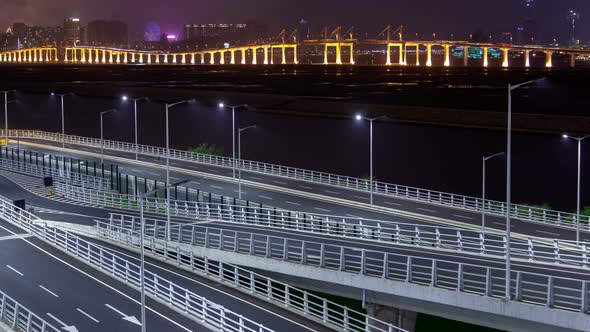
(417, 207), (437, 213)
(6, 265), (23, 276)
(39, 285), (59, 298)
(77, 308), (100, 323)
(286, 201), (301, 206)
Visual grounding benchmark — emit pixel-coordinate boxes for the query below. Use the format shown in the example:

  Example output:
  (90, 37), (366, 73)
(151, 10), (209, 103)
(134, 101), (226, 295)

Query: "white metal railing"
(98, 217), (590, 317)
(9, 129), (590, 230)
(0, 196), (276, 332)
(96, 219), (406, 332)
(55, 183), (590, 270)
(0, 290), (60, 332)
(0, 157), (110, 190)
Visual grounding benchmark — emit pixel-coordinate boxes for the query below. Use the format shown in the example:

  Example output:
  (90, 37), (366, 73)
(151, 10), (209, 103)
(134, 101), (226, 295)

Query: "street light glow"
(563, 134), (569, 139)
(355, 114), (363, 121)
(122, 96), (128, 101)
(218, 102), (225, 108)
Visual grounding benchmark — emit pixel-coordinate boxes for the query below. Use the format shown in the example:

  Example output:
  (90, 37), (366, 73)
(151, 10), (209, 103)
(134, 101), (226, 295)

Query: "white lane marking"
(105, 304), (126, 317)
(537, 230), (560, 236)
(453, 214), (474, 220)
(77, 308), (100, 323)
(0, 234), (33, 241)
(46, 313), (67, 327)
(207, 168), (220, 173)
(0, 224), (192, 332)
(299, 185), (313, 190)
(39, 285), (59, 298)
(6, 265), (23, 276)
(105, 304), (145, 326)
(169, 176), (180, 181)
(383, 201), (402, 207)
(259, 195), (273, 200)
(273, 180), (287, 185)
(314, 207), (331, 213)
(130, 169), (143, 173)
(353, 195), (368, 200)
(285, 201), (301, 206)
(210, 185), (223, 190)
(250, 176), (263, 180)
(325, 190), (341, 195)
(417, 207), (437, 213)
(148, 172), (160, 176)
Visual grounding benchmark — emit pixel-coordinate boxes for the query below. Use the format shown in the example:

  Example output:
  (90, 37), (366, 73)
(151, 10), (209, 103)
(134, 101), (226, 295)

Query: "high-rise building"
(63, 18), (81, 45)
(523, 0), (537, 44)
(86, 20), (128, 47)
(567, 10), (580, 47)
(183, 22), (267, 43)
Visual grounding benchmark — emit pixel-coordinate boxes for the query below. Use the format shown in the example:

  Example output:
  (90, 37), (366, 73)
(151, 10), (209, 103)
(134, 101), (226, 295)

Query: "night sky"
(2, 0), (590, 42)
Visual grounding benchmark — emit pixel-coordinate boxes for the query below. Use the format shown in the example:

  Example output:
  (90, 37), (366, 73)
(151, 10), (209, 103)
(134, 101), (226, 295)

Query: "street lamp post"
(219, 103), (248, 179)
(164, 99), (194, 240)
(122, 96), (148, 161)
(138, 180), (189, 332)
(482, 152), (504, 231)
(100, 109), (117, 164)
(1, 90), (16, 146)
(238, 125), (257, 200)
(562, 134), (590, 244)
(51, 92), (74, 148)
(355, 114), (387, 205)
(505, 79), (542, 301)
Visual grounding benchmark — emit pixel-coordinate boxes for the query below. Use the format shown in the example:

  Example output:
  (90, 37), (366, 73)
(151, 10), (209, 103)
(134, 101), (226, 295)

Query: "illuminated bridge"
(1, 26), (588, 68)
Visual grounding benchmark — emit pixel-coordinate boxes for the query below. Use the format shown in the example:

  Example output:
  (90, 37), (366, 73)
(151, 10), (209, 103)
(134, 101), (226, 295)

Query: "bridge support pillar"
(570, 53), (576, 68)
(348, 44), (353, 65)
(501, 48), (509, 68)
(443, 45), (451, 67)
(524, 50), (530, 67)
(281, 46), (287, 65)
(230, 50), (235, 64)
(463, 46), (469, 66)
(545, 51), (553, 68)
(252, 48), (257, 65)
(426, 44), (432, 67)
(483, 47), (488, 67)
(366, 304), (417, 332)
(241, 49), (246, 64)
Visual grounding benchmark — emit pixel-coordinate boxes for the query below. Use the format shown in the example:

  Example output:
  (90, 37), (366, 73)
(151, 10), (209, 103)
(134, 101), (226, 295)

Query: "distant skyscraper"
(567, 10), (580, 47)
(63, 18), (81, 45)
(144, 22), (161, 42)
(298, 19), (310, 42)
(523, 0), (537, 44)
(86, 20), (128, 47)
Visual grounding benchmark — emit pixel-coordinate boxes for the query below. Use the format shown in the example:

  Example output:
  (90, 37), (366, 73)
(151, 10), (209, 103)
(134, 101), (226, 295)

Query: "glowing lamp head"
(562, 134), (570, 139)
(218, 102), (225, 108)
(355, 114), (363, 121)
(122, 96), (128, 101)
(50, 92), (55, 96)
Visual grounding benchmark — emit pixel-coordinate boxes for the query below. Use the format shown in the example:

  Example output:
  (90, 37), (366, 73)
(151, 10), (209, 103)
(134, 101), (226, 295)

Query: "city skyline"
(2, 0), (589, 43)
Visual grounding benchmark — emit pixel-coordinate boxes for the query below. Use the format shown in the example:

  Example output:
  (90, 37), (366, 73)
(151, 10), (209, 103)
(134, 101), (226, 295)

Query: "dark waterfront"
(2, 64), (590, 212)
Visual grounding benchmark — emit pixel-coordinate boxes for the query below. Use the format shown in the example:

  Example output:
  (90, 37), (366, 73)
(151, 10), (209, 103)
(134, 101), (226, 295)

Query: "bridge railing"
(54, 183), (590, 270)
(0, 157), (111, 190)
(8, 129), (589, 231)
(0, 289), (60, 332)
(97, 216), (590, 317)
(0, 196), (276, 332)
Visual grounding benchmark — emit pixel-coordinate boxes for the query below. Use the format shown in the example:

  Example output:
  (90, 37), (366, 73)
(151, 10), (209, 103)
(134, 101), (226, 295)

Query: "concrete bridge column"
(570, 53), (576, 68)
(123, 52), (128, 64)
(251, 48), (257, 64)
(81, 49), (86, 63)
(131, 53), (135, 64)
(502, 48), (509, 68)
(241, 49), (247, 64)
(463, 46), (469, 66)
(398, 45), (404, 65)
(138, 53), (143, 64)
(163, 54), (168, 64)
(366, 304), (417, 332)
(220, 51), (225, 64)
(117, 52), (121, 63)
(324, 45), (329, 65)
(545, 51), (553, 68)
(209, 52), (215, 65)
(101, 50), (105, 63)
(270, 48), (274, 64)
(180, 54), (185, 64)
(172, 54), (177, 64)
(153, 54), (157, 64)
(94, 49), (98, 63)
(108, 51), (114, 63)
(264, 47), (269, 65)
(415, 45), (420, 66)
(88, 49), (93, 63)
(281, 46), (287, 64)
(348, 45), (353, 65)
(443, 45), (451, 67)
(33, 49), (38, 62)
(426, 44), (432, 67)
(230, 50), (235, 64)
(73, 48), (78, 63)
(200, 53), (205, 64)
(191, 53), (195, 64)
(483, 47), (488, 67)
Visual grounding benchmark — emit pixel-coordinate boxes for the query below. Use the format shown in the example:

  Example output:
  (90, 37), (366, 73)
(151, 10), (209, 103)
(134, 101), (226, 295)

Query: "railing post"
(485, 267), (493, 296)
(319, 243), (325, 268)
(265, 236), (271, 258)
(514, 272), (523, 301)
(340, 246), (345, 271)
(458, 264), (464, 291)
(360, 249), (366, 275)
(528, 239), (534, 261)
(581, 281), (588, 313)
(431, 260), (437, 287)
(547, 276), (554, 307)
(406, 256), (412, 282)
(382, 253), (389, 279)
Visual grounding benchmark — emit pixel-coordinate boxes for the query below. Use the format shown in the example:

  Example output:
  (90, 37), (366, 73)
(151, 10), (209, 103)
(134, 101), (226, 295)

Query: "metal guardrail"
(0, 158), (110, 190)
(94, 220), (407, 332)
(98, 215), (590, 317)
(55, 183), (590, 270)
(0, 290), (60, 332)
(9, 129), (590, 230)
(0, 196), (276, 332)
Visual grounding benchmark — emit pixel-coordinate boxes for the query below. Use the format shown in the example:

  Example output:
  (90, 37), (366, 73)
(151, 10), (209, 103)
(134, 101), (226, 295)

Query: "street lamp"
(164, 99), (195, 240)
(51, 92), (74, 148)
(562, 133), (590, 244)
(238, 125), (257, 200)
(219, 103), (249, 179)
(355, 114), (387, 205)
(505, 78), (543, 300)
(482, 152), (504, 231)
(100, 109), (117, 164)
(138, 180), (189, 332)
(1, 90), (16, 146)
(122, 96), (148, 160)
